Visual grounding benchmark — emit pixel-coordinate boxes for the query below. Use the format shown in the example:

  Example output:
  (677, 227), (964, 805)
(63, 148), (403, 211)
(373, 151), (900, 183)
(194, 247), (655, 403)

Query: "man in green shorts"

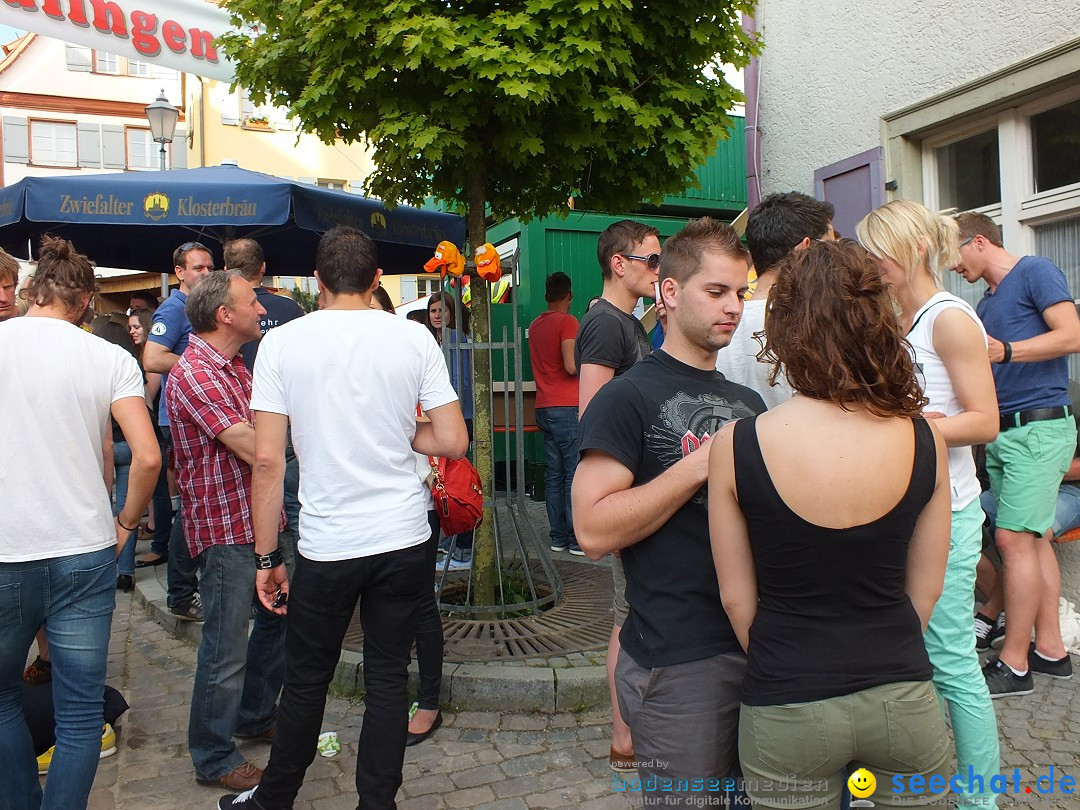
(955, 212), (1080, 697)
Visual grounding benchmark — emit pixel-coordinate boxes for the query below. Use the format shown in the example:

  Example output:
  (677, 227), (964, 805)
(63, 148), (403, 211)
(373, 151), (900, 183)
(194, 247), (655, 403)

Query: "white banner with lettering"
(0, 0), (239, 82)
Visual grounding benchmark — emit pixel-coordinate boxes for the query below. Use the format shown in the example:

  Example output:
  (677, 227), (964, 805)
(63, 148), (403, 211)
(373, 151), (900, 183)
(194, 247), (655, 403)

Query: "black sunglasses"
(621, 253), (661, 270)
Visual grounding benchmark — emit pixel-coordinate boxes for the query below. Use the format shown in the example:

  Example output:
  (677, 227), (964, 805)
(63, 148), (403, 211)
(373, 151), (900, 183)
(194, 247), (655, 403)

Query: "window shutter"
(400, 276), (418, 302)
(171, 128), (188, 169)
(297, 176), (316, 185)
(3, 116), (28, 164)
(240, 90), (255, 118)
(77, 123), (101, 167)
(65, 43), (92, 72)
(101, 125), (125, 169)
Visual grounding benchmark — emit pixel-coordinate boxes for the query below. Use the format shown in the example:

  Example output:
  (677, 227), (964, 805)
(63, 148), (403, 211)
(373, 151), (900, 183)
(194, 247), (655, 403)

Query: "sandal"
(23, 655), (52, 685)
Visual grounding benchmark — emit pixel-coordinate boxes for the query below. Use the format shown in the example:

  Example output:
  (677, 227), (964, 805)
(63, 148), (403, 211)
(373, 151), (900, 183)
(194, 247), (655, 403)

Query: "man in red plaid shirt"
(167, 271), (285, 793)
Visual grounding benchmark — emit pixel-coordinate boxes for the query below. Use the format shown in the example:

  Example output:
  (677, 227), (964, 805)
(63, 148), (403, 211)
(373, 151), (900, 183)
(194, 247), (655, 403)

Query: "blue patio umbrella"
(0, 165), (464, 275)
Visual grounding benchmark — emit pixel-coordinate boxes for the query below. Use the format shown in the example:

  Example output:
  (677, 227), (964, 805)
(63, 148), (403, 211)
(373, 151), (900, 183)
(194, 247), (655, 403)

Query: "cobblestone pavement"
(69, 590), (1080, 809)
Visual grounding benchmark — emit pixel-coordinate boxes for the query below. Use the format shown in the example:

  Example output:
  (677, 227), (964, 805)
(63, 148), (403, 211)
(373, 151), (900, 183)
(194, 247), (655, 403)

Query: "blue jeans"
(188, 543), (286, 780)
(535, 406), (579, 546)
(0, 547), (116, 810)
(113, 440), (137, 577)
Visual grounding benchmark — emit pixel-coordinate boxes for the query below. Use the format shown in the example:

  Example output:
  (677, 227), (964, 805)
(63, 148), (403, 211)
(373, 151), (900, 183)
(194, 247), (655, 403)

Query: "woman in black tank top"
(707, 241), (954, 808)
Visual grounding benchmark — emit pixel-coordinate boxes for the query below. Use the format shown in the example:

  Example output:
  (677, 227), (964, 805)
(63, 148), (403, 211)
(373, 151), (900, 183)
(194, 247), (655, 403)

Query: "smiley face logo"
(848, 768), (877, 799)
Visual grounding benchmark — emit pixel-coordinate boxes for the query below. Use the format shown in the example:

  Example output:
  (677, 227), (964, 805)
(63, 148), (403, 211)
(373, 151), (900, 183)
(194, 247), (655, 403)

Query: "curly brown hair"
(759, 240), (927, 418)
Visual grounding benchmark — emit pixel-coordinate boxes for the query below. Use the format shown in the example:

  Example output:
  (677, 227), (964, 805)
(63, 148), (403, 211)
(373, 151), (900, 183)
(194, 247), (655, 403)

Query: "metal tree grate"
(341, 559), (613, 661)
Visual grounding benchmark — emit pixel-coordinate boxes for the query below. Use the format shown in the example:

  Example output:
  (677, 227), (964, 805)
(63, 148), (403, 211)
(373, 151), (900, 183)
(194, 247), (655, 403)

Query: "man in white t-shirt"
(218, 226), (468, 810)
(715, 191), (835, 407)
(0, 237), (160, 809)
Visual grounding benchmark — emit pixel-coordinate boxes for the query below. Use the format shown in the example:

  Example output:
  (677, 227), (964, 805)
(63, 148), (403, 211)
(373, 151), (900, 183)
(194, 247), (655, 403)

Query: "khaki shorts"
(741, 680), (950, 808)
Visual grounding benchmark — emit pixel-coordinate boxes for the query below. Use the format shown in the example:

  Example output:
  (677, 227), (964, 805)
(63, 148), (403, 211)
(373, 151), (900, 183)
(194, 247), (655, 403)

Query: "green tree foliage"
(221, 0), (759, 604)
(220, 0), (758, 219)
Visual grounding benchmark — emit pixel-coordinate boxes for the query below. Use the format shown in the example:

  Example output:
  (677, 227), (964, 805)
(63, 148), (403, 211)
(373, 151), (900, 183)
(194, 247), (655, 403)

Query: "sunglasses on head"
(621, 252), (661, 270)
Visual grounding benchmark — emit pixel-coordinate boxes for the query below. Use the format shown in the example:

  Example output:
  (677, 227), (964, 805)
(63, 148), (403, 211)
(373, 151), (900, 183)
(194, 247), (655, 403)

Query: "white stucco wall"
(755, 1), (1080, 195)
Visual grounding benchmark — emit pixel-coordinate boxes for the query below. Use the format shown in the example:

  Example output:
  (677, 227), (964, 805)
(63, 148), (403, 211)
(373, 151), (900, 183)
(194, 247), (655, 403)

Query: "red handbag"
(428, 454), (483, 535)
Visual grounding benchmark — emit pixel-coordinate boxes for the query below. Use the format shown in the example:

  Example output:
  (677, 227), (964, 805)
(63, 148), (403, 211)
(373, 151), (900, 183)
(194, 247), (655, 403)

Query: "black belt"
(999, 405), (1071, 432)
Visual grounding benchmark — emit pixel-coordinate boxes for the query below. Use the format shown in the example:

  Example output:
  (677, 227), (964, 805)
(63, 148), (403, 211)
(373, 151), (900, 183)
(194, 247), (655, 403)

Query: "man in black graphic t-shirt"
(575, 219), (766, 808)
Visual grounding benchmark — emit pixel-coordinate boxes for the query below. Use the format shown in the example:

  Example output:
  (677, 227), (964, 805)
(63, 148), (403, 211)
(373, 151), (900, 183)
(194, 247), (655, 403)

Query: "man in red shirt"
(167, 271), (285, 792)
(528, 272), (582, 555)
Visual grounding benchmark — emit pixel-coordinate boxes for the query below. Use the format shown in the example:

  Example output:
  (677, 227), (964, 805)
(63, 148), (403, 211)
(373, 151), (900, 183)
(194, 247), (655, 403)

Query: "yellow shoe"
(101, 722), (117, 760)
(37, 724), (117, 775)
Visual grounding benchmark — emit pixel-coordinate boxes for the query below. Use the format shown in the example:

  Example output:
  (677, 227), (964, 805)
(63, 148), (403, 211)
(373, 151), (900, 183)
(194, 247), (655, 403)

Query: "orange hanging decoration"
(474, 243), (502, 283)
(423, 241), (465, 277)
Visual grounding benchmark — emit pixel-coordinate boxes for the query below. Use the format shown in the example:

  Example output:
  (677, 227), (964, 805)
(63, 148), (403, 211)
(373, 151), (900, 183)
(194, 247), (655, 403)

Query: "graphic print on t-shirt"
(648, 390), (762, 504)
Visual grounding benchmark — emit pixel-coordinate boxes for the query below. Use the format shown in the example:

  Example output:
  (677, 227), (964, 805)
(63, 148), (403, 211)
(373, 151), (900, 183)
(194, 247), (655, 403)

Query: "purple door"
(814, 148), (885, 240)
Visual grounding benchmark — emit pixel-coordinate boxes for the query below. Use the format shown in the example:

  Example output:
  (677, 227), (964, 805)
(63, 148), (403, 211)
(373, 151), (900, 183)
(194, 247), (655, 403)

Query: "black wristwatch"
(254, 548), (284, 569)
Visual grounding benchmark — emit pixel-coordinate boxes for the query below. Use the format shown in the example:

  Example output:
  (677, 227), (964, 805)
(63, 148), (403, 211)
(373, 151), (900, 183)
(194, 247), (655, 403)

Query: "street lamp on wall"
(145, 89), (179, 171)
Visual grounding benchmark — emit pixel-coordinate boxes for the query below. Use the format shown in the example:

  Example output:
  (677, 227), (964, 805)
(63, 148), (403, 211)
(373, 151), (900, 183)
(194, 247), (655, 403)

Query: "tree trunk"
(465, 168), (496, 606)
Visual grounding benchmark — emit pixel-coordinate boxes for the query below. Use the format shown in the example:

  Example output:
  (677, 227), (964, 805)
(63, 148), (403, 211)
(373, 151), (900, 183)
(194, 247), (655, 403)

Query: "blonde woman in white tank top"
(858, 201), (1001, 809)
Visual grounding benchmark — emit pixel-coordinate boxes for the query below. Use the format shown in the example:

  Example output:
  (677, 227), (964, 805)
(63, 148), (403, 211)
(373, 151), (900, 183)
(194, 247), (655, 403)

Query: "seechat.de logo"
(848, 768), (877, 808)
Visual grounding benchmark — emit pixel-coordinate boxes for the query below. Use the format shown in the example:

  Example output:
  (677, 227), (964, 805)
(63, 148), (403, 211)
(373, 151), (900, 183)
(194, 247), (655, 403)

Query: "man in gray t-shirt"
(575, 218), (660, 773)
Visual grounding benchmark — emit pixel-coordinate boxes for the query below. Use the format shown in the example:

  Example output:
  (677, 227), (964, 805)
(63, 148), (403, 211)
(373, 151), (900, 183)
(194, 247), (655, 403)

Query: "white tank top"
(906, 291), (987, 511)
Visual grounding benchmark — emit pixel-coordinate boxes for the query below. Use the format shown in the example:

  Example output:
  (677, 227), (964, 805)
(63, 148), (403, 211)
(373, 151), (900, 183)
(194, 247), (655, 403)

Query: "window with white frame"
(317, 179), (346, 191)
(126, 127), (167, 171)
(127, 59), (151, 77)
(416, 275), (440, 298)
(923, 88), (1080, 278)
(30, 120), (77, 167)
(95, 51), (119, 74)
(919, 84), (1080, 377)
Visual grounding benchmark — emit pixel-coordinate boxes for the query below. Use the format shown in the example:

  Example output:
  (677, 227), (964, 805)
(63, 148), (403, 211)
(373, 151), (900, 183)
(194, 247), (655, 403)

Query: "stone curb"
(135, 569), (607, 713)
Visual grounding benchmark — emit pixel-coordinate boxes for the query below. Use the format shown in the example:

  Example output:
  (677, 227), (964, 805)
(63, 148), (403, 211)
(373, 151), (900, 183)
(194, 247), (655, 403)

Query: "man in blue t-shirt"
(142, 241), (215, 621)
(954, 212), (1080, 697)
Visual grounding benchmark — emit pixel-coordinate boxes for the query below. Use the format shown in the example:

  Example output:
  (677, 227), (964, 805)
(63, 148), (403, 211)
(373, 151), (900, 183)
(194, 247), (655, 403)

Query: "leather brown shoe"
(609, 746), (637, 773)
(197, 761), (263, 791)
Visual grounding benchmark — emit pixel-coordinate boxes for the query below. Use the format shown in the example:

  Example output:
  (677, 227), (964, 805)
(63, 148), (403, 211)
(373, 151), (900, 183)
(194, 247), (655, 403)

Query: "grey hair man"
(167, 271), (281, 792)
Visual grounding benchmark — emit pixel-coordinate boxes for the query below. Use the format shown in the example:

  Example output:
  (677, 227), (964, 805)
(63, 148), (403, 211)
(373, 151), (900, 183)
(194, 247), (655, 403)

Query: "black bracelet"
(254, 548), (284, 569)
(117, 516), (138, 532)
(1001, 341), (1013, 363)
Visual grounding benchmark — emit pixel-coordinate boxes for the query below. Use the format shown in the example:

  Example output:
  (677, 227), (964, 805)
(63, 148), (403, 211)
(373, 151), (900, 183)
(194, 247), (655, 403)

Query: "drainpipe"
(742, 11), (761, 211)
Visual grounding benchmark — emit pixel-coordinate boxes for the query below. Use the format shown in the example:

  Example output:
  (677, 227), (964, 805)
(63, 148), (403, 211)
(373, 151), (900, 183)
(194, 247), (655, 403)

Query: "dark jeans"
(283, 427), (300, 536)
(150, 430), (172, 559)
(535, 406), (579, 546)
(167, 497), (201, 609)
(415, 511), (443, 710)
(257, 541), (429, 809)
